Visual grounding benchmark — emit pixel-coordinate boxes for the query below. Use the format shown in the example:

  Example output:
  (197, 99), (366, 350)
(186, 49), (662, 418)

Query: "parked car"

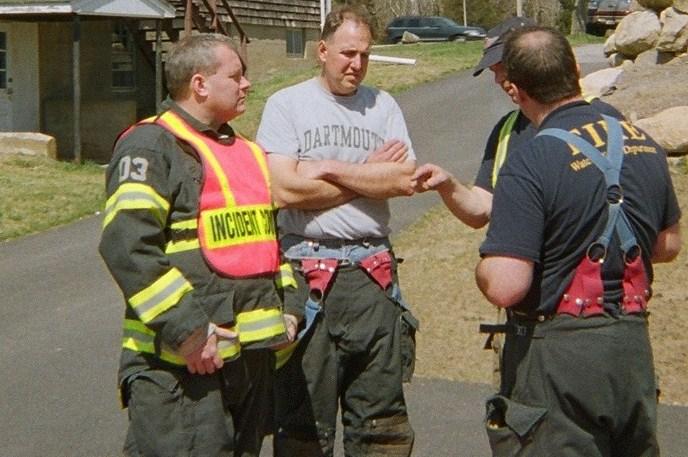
(385, 16), (486, 44)
(586, 0), (631, 35)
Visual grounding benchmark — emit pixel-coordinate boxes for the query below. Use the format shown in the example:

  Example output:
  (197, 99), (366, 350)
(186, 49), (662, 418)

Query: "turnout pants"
(485, 313), (658, 457)
(123, 350), (273, 457)
(274, 237), (414, 457)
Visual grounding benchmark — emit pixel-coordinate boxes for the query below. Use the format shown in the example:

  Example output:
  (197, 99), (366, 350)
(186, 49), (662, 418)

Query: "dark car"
(385, 16), (486, 44)
(586, 0), (631, 35)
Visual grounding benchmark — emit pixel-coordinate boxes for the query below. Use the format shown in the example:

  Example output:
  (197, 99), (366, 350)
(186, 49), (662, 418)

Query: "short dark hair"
(165, 33), (239, 100)
(320, 5), (373, 42)
(502, 26), (580, 105)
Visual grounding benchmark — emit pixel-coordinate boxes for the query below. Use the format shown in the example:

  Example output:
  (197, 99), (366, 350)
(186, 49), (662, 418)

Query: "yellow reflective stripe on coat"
(159, 111), (236, 207)
(217, 332), (241, 361)
(165, 239), (200, 254)
(122, 319), (240, 365)
(274, 341), (298, 369)
(492, 110), (520, 188)
(165, 218), (200, 254)
(236, 307), (286, 344)
(170, 219), (197, 231)
(200, 203), (276, 249)
(128, 268), (193, 323)
(276, 263), (297, 289)
(122, 319), (185, 365)
(103, 182), (169, 229)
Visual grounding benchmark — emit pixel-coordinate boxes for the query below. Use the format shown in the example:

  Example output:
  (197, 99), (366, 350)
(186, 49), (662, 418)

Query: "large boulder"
(580, 67), (624, 98)
(676, 0), (688, 14)
(604, 33), (618, 56)
(615, 11), (662, 57)
(608, 52), (632, 66)
(637, 0), (674, 11)
(635, 106), (688, 155)
(602, 55), (688, 121)
(630, 0), (649, 11)
(0, 132), (57, 159)
(657, 7), (688, 52)
(634, 47), (676, 65)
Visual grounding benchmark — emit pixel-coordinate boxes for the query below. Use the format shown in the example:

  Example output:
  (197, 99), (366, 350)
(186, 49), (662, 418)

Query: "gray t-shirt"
(257, 77), (415, 239)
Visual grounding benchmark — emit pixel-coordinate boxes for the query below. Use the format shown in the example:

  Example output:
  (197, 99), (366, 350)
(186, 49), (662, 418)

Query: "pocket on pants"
(400, 310), (419, 383)
(484, 394), (547, 457)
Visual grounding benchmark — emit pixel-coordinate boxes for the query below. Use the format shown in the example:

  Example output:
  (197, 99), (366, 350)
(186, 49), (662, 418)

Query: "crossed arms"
(269, 139), (417, 210)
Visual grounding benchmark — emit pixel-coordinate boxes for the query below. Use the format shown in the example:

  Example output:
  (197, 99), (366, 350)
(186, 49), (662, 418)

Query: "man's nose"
(241, 76), (251, 90)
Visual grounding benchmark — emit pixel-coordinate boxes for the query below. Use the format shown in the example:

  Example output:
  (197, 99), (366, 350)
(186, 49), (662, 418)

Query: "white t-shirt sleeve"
(383, 92), (416, 161)
(256, 92), (300, 160)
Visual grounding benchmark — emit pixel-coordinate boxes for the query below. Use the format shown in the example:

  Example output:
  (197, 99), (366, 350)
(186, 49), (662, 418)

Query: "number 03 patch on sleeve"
(118, 155), (150, 183)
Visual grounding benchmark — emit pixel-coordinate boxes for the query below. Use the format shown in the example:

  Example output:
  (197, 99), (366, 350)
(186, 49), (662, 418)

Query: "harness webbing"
(537, 115), (639, 257)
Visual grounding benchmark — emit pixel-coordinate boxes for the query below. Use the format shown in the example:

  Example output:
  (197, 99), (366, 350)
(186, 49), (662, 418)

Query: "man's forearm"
(272, 178), (357, 210)
(316, 159), (416, 199)
(437, 180), (492, 229)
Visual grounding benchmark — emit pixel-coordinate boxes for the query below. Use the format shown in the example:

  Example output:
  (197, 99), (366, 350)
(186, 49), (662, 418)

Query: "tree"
(349, 0), (441, 39)
(442, 0), (514, 29)
(570, 0), (588, 34)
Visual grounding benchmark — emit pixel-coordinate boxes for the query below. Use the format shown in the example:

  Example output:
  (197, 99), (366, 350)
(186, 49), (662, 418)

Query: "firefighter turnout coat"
(99, 104), (290, 398)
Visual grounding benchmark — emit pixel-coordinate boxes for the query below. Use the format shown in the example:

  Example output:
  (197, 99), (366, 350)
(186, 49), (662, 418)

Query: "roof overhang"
(0, 0), (176, 18)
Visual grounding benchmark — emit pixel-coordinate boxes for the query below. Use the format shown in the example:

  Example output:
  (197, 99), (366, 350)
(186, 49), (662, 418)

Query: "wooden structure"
(0, 0), (324, 163)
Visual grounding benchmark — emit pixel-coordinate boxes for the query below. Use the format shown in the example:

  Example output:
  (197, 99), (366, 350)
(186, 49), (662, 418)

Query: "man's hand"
(296, 160), (327, 180)
(271, 314), (300, 351)
(295, 151), (417, 200)
(413, 163), (453, 193)
(179, 324), (230, 375)
(367, 140), (409, 163)
(413, 163), (492, 229)
(283, 314), (299, 343)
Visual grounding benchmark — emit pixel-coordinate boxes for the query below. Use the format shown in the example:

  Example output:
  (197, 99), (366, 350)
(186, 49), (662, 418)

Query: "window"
(286, 29), (305, 58)
(0, 32), (6, 89)
(112, 23), (135, 91)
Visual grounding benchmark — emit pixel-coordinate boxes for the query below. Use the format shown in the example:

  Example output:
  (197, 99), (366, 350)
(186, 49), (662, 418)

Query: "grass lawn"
(0, 35), (604, 242)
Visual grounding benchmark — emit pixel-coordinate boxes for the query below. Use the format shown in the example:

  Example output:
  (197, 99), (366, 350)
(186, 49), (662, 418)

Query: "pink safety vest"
(151, 111), (279, 277)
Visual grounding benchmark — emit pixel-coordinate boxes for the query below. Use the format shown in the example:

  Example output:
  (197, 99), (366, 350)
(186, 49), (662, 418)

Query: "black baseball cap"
(472, 16), (536, 77)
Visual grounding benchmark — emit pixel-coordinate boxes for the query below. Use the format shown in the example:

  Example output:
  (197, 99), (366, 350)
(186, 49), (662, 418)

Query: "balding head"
(502, 26), (580, 105)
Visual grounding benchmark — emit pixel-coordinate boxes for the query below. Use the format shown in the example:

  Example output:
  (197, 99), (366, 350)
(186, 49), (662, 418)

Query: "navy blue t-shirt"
(475, 99), (624, 193)
(479, 101), (681, 314)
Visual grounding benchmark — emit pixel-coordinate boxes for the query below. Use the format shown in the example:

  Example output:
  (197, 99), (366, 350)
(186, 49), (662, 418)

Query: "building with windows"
(0, 0), (324, 162)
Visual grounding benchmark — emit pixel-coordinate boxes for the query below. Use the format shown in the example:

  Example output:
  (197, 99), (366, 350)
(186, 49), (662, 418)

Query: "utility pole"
(463, 0), (467, 26)
(516, 0), (523, 16)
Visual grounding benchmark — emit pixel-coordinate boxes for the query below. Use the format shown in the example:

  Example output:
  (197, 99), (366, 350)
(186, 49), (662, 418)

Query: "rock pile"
(606, 0), (688, 65)
(581, 0), (688, 155)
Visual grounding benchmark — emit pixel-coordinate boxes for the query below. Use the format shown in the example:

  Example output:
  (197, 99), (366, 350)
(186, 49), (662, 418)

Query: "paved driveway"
(1, 45), (686, 457)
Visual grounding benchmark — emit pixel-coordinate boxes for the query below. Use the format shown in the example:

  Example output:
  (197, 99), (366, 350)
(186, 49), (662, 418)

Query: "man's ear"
(317, 40), (327, 65)
(190, 73), (208, 97)
(506, 81), (520, 104)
